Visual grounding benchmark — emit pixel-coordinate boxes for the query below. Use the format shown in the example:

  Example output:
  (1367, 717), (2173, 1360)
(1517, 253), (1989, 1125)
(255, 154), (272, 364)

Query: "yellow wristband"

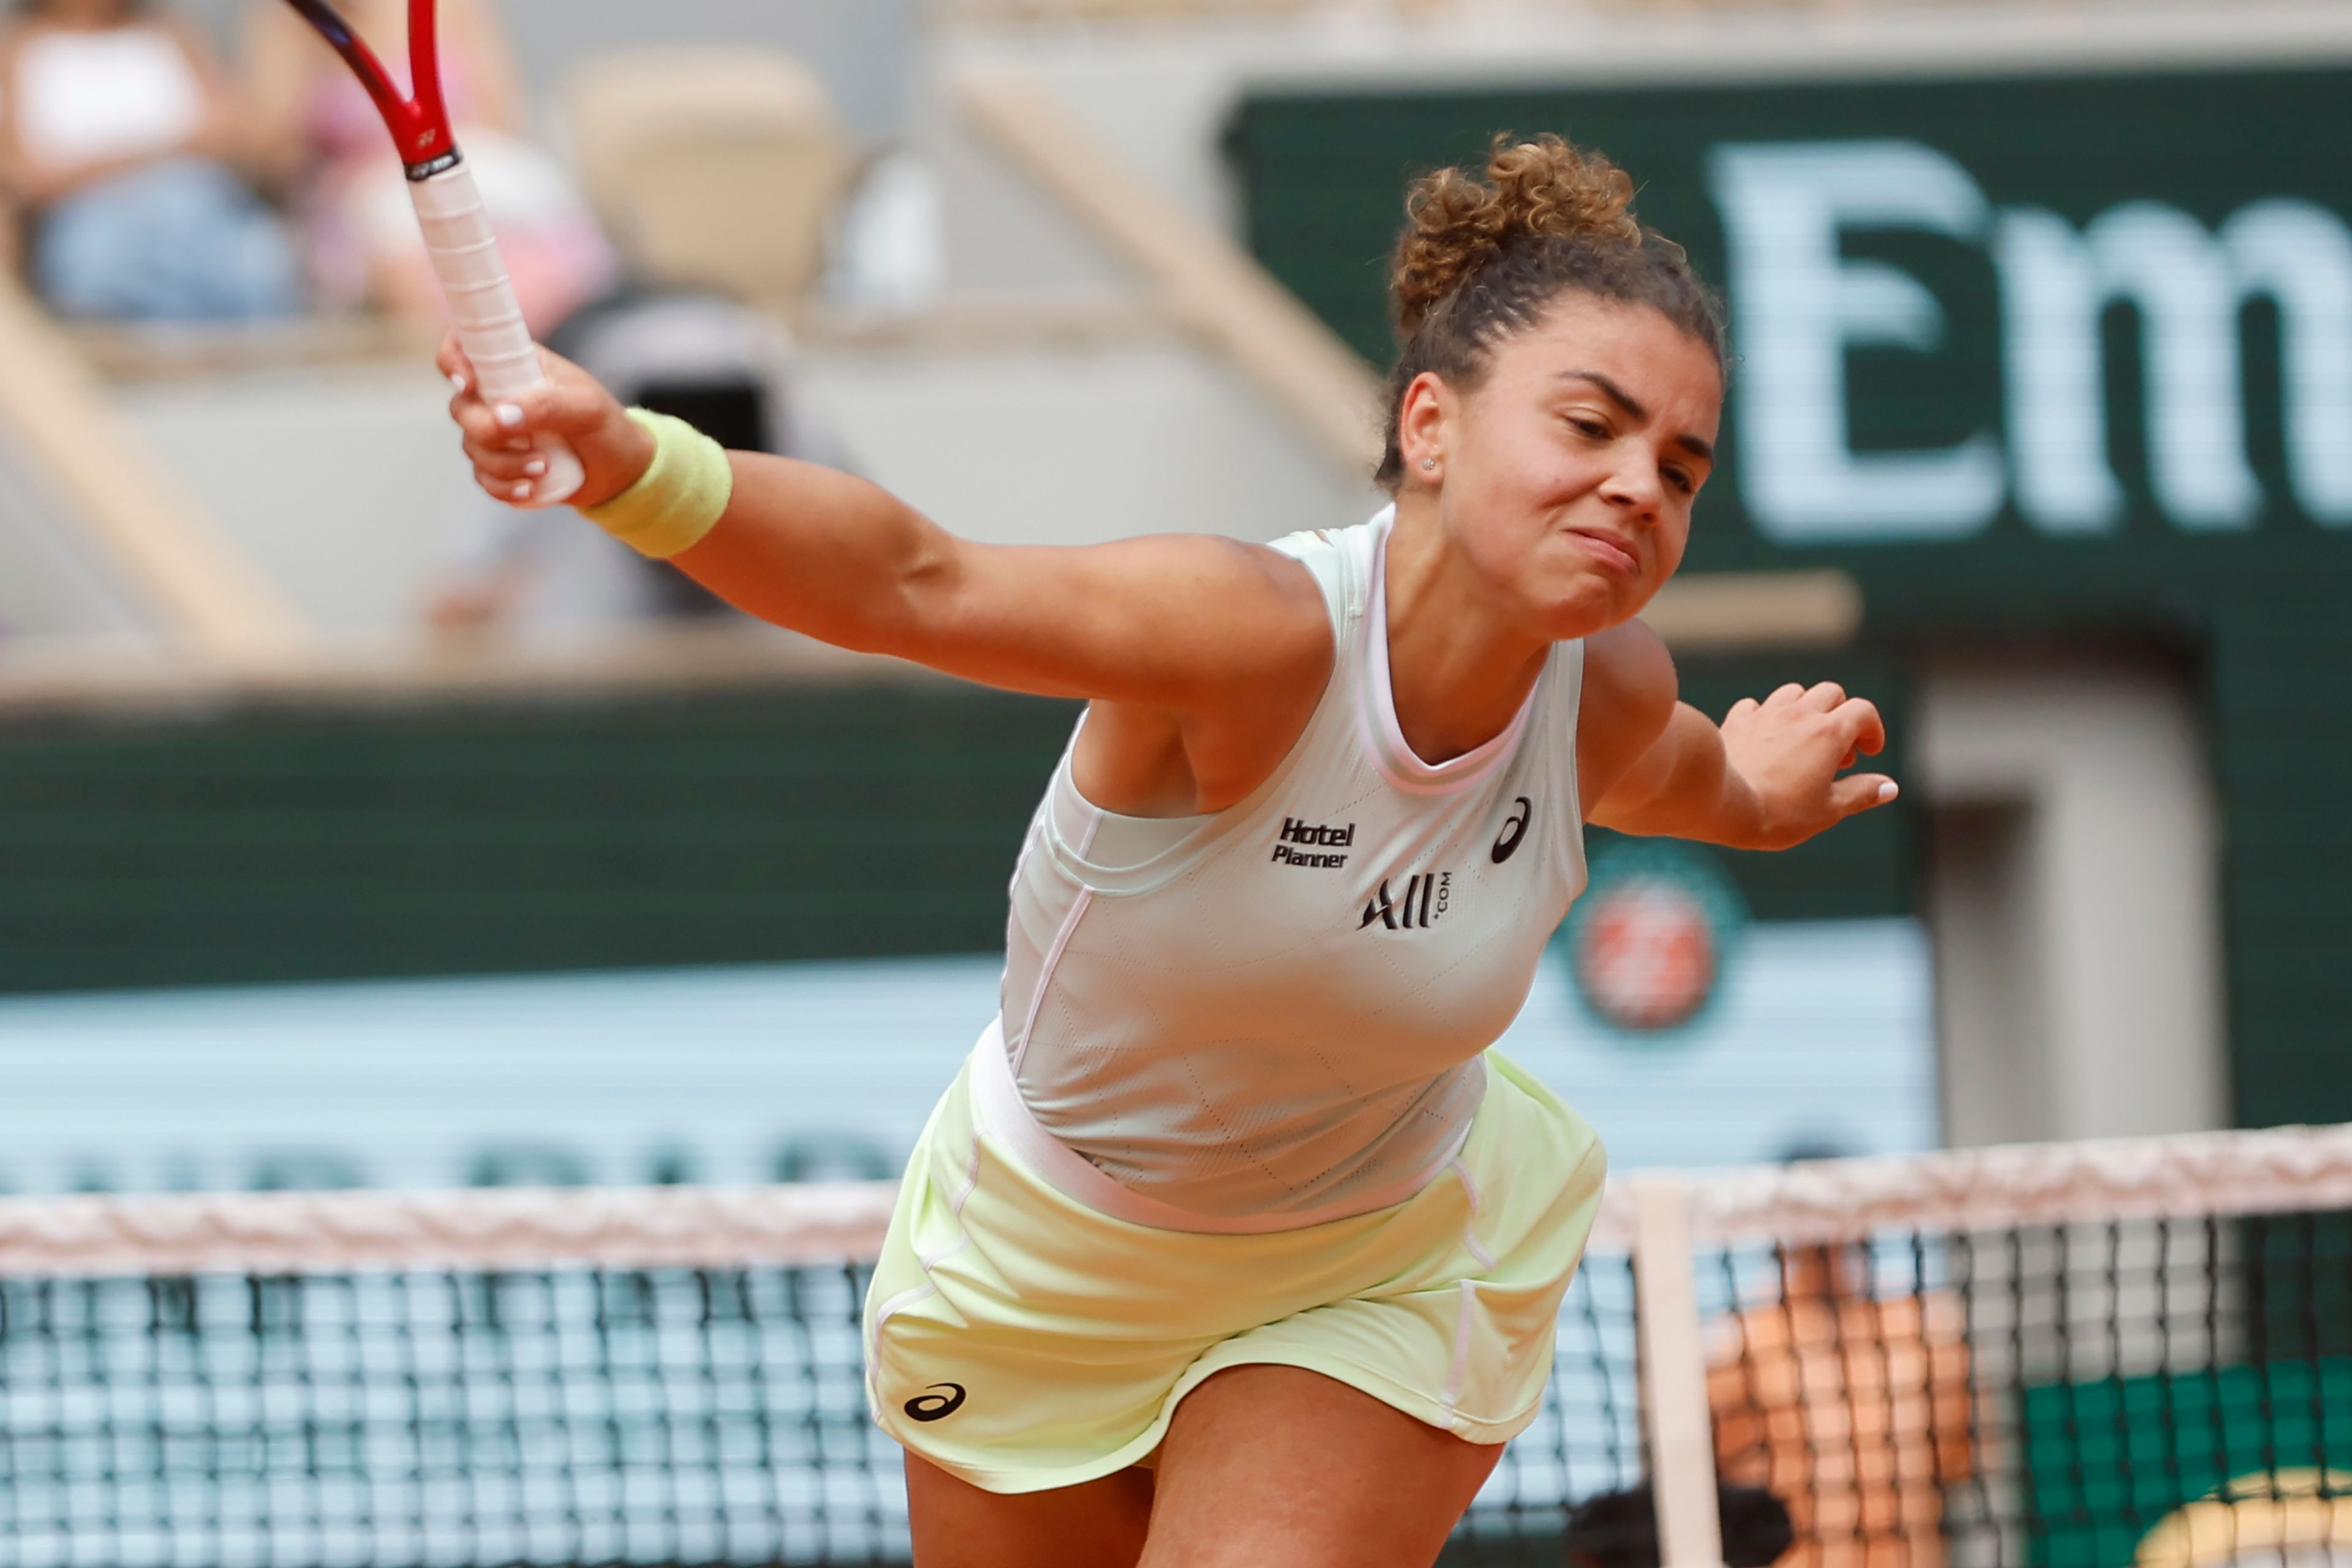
(579, 409), (734, 559)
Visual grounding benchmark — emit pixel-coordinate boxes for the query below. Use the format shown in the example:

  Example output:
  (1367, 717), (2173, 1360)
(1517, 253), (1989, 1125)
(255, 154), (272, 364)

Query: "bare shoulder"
(1227, 533), (1332, 623)
(1576, 618), (1681, 804)
(1063, 535), (1335, 813)
(1223, 535), (1335, 687)
(1583, 619), (1679, 734)
(1087, 531), (1333, 693)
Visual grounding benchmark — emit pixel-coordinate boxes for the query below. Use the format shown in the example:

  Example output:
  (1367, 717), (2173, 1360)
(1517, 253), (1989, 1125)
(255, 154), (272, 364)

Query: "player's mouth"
(1563, 527), (1639, 578)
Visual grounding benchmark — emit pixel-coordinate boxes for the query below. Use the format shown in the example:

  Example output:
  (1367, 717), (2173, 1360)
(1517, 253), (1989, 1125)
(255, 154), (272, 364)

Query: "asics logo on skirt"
(903, 1383), (967, 1422)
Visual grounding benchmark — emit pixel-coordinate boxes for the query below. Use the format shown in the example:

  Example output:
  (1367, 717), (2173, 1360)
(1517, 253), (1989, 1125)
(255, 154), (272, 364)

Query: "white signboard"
(0, 922), (1934, 1197)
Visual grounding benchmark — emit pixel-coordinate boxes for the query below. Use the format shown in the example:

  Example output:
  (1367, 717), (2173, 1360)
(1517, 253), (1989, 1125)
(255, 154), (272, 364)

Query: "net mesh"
(0, 1125), (2346, 1568)
(0, 1188), (1637, 1567)
(1689, 1129), (2352, 1568)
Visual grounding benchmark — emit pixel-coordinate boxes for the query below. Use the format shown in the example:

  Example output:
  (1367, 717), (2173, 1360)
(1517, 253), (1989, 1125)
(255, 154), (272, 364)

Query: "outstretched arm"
(1579, 620), (1896, 852)
(439, 338), (1332, 714)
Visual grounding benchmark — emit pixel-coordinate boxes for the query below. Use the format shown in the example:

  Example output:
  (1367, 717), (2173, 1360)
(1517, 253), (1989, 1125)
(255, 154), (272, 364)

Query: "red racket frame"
(279, 0), (587, 507)
(284, 0), (456, 176)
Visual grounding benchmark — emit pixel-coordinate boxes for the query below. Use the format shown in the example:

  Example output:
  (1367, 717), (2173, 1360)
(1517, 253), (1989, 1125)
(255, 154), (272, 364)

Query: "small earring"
(1420, 458), (1437, 472)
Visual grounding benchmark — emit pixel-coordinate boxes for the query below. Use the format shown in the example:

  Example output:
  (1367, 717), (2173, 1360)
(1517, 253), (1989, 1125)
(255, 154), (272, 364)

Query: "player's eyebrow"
(1561, 370), (1714, 463)
(1559, 369), (1648, 422)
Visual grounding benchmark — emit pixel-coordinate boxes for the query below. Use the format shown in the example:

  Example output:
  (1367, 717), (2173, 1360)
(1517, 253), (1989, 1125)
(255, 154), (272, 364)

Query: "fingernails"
(524, 459), (546, 478)
(449, 372), (468, 393)
(1877, 781), (1901, 803)
(511, 481), (533, 501)
(496, 403), (525, 428)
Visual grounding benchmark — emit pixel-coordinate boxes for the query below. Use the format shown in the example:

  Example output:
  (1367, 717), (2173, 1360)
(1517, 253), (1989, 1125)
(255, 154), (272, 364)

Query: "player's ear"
(1396, 372), (1452, 472)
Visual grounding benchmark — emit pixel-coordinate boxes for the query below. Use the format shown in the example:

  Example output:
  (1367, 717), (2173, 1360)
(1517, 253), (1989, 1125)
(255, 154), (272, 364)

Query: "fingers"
(1830, 697), (1888, 758)
(459, 381), (615, 445)
(1831, 774), (1901, 818)
(442, 342), (538, 463)
(438, 336), (612, 506)
(1796, 681), (1847, 714)
(439, 339), (605, 438)
(450, 394), (533, 456)
(464, 435), (548, 486)
(470, 463), (546, 506)
(434, 331), (474, 389)
(526, 375), (625, 437)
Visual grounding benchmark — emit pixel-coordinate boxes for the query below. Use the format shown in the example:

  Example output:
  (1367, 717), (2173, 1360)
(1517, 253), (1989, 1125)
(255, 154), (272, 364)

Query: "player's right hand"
(437, 333), (658, 510)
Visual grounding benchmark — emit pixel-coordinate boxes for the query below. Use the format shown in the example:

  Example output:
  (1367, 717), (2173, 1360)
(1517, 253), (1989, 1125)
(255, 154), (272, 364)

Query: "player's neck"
(1381, 510), (1550, 767)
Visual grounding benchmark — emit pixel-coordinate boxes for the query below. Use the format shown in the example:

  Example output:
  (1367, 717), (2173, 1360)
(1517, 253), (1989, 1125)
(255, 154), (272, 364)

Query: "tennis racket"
(285, 0), (584, 506)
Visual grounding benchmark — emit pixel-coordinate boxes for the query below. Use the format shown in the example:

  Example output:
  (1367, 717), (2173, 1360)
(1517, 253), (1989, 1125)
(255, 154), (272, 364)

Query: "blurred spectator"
(0, 0), (300, 320)
(244, 0), (612, 331)
(422, 287), (853, 638)
(1567, 1483), (1796, 1568)
(1706, 1238), (1980, 1568)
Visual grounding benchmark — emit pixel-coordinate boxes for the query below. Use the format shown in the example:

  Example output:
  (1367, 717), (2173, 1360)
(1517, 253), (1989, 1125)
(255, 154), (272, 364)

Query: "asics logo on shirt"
(903, 1383), (967, 1422)
(1360, 872), (1450, 931)
(1491, 797), (1534, 865)
(1272, 815), (1354, 869)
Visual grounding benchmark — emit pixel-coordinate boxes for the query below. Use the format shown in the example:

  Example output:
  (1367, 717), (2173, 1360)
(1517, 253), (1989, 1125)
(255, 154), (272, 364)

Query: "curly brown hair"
(1376, 134), (1725, 490)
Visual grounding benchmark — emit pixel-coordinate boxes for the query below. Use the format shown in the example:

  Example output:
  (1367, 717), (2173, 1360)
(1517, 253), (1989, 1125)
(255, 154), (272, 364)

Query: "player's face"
(1428, 295), (1722, 639)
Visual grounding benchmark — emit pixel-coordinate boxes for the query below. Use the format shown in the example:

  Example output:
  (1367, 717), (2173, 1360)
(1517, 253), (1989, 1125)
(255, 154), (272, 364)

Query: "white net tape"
(1681, 1120), (2352, 1246)
(4, 1122), (2350, 1278)
(0, 1181), (901, 1280)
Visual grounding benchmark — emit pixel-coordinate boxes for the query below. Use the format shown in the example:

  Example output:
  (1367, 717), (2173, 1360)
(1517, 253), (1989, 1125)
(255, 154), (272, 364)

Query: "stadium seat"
(561, 48), (854, 307)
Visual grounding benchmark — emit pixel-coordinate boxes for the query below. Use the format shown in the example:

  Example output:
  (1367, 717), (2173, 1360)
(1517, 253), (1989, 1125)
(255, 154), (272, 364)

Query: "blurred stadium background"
(0, 0), (2348, 1562)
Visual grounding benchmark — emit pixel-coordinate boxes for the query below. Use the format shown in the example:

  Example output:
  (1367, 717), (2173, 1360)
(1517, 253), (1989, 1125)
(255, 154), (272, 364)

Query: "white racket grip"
(409, 163), (584, 507)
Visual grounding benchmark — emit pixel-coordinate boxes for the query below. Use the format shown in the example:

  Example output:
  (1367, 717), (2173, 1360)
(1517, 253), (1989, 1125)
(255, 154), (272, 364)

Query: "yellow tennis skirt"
(862, 1041), (1607, 1494)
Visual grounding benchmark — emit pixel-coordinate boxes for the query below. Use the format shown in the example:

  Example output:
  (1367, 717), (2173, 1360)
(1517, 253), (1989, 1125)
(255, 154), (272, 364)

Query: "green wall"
(1227, 64), (2352, 1128)
(0, 684), (1079, 993)
(0, 652), (1904, 997)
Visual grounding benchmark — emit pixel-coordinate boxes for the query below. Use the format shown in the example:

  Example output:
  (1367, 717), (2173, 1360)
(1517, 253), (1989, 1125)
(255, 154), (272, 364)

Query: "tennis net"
(0, 1124), (2346, 1568)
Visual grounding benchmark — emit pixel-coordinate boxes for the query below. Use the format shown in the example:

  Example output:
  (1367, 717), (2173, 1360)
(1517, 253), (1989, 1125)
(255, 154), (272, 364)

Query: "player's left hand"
(1719, 682), (1896, 850)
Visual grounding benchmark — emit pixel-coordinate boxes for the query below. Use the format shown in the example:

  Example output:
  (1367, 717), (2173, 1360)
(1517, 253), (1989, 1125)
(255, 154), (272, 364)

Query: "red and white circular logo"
(1570, 876), (1719, 1033)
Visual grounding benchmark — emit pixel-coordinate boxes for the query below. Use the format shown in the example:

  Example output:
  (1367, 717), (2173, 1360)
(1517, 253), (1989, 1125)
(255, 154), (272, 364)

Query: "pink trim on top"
(1357, 513), (1540, 796)
(971, 1022), (1474, 1236)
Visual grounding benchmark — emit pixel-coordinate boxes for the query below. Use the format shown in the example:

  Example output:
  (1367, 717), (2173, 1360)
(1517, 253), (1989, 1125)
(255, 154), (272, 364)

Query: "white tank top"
(984, 508), (1589, 1231)
(12, 29), (205, 169)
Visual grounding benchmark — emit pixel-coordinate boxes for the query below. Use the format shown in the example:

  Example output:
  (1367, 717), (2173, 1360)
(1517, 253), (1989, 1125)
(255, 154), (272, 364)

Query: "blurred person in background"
(1706, 1225), (1980, 1568)
(243, 0), (611, 331)
(0, 0), (300, 320)
(1567, 1482), (1795, 1568)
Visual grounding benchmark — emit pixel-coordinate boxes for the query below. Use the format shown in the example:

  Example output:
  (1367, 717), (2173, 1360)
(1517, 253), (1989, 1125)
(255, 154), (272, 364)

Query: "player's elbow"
(850, 511), (974, 660)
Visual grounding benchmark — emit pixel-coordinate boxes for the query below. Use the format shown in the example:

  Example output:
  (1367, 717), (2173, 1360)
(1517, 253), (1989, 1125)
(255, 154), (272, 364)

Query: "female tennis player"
(440, 134), (1894, 1568)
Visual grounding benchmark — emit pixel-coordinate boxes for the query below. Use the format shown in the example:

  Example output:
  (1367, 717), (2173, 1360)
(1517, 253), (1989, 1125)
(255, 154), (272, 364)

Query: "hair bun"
(1390, 134), (1641, 338)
